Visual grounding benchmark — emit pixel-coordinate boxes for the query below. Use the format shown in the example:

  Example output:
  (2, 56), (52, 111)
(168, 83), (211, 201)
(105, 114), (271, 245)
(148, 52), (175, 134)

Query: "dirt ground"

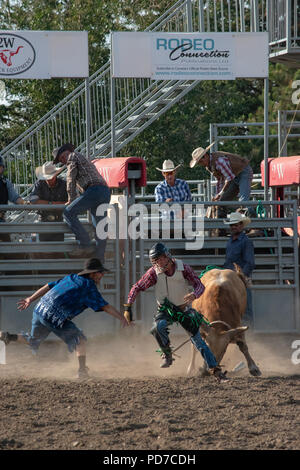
(0, 329), (299, 451)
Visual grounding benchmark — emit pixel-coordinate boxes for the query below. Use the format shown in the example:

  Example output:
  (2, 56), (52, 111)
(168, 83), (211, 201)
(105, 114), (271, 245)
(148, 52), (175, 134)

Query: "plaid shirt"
(155, 179), (192, 203)
(127, 261), (205, 304)
(212, 156), (235, 194)
(66, 151), (107, 201)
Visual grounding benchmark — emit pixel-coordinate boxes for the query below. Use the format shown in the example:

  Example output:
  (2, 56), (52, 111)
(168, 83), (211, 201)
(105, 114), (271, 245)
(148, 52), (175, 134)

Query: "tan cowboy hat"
(35, 161), (65, 180)
(156, 159), (181, 173)
(189, 142), (215, 168)
(223, 212), (251, 227)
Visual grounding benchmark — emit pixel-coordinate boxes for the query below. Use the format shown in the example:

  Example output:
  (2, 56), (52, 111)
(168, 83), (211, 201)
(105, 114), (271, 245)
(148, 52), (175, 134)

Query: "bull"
(188, 267), (261, 377)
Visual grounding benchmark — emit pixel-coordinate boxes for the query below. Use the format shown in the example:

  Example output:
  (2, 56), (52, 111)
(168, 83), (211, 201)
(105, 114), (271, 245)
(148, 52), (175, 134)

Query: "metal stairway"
(1, 0), (267, 194)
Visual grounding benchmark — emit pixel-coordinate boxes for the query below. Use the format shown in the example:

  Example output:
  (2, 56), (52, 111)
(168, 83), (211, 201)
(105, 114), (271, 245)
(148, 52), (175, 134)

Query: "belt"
(84, 183), (103, 191)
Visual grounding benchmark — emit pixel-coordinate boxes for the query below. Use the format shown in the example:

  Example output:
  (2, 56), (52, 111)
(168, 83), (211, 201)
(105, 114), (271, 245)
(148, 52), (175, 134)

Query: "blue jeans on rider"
(155, 318), (217, 369)
(63, 185), (111, 262)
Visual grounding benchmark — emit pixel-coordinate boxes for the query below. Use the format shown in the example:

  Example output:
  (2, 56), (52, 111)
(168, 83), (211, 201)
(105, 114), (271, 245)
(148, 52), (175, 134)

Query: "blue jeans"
(23, 310), (86, 353)
(153, 318), (217, 369)
(64, 185), (111, 261)
(220, 165), (254, 217)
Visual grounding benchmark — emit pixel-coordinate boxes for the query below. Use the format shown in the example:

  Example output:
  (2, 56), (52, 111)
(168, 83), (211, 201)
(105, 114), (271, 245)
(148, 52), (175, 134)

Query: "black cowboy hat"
(52, 143), (75, 164)
(78, 258), (109, 276)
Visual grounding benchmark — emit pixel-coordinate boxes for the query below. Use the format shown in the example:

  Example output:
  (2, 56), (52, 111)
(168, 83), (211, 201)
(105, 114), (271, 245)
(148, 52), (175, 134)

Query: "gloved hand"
(123, 303), (133, 323)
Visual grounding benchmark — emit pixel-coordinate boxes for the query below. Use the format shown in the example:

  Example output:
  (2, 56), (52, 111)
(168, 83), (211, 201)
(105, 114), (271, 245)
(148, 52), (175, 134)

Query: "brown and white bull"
(188, 267), (261, 377)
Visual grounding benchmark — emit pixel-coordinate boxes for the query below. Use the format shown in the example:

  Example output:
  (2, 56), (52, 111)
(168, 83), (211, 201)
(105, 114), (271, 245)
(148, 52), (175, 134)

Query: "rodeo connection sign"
(0, 30), (89, 79)
(111, 32), (268, 79)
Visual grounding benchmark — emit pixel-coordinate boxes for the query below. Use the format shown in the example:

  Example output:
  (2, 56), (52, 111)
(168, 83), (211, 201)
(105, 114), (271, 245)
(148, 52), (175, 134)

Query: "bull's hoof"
(249, 366), (262, 377)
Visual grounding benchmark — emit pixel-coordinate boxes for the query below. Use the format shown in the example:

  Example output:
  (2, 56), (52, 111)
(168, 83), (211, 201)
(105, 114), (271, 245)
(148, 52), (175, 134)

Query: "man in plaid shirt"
(190, 143), (253, 217)
(123, 243), (229, 383)
(53, 143), (111, 259)
(155, 159), (192, 203)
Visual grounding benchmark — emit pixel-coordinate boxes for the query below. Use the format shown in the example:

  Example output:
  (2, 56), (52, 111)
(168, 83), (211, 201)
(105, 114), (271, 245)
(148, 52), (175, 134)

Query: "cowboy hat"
(189, 142), (215, 168)
(78, 258), (110, 276)
(223, 212), (251, 227)
(52, 143), (75, 164)
(156, 159), (181, 172)
(35, 161), (65, 180)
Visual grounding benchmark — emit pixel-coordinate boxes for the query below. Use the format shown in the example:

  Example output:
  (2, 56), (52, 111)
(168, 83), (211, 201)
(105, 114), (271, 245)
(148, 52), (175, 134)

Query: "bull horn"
(209, 320), (232, 330)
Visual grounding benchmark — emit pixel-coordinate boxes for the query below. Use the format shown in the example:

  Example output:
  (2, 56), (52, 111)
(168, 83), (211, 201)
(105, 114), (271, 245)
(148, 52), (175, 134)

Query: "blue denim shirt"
(224, 232), (255, 277)
(34, 274), (108, 328)
(1, 177), (21, 203)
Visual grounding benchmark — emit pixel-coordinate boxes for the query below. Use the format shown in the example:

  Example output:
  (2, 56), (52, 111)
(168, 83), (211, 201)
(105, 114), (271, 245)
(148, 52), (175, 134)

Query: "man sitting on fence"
(53, 144), (111, 260)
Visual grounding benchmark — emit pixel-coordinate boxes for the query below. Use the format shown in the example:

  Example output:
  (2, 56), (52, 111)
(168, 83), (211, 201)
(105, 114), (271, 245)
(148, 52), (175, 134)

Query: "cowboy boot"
(160, 346), (173, 368)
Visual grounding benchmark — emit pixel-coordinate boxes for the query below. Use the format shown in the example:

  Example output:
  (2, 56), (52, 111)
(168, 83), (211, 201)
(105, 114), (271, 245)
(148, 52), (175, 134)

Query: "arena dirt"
(0, 330), (299, 450)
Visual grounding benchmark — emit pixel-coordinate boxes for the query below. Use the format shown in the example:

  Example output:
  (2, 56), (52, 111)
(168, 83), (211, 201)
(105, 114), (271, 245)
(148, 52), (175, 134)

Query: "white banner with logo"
(152, 33), (235, 80)
(111, 32), (268, 79)
(0, 30), (89, 79)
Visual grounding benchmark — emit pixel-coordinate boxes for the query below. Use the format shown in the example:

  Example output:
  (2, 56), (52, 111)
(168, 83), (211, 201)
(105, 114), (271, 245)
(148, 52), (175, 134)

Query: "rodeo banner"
(151, 32), (235, 80)
(111, 31), (268, 79)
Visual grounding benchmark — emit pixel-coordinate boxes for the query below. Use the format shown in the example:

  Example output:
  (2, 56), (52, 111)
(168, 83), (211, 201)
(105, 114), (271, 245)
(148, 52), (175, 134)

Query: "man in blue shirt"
(223, 212), (255, 326)
(155, 160), (192, 204)
(0, 258), (129, 378)
(155, 160), (192, 223)
(0, 155), (25, 242)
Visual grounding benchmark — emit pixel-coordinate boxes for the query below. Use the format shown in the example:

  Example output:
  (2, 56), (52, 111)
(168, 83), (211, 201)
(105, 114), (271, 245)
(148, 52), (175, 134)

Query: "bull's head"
(200, 321), (248, 363)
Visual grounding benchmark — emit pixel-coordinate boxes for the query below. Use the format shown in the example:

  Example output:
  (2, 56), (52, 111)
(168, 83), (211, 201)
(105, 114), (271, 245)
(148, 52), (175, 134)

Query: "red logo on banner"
(0, 46), (24, 66)
(0, 34), (35, 76)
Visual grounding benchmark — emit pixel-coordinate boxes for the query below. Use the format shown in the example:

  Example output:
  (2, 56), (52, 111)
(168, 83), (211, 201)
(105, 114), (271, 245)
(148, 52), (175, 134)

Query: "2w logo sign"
(0, 33), (35, 76)
(0, 37), (15, 48)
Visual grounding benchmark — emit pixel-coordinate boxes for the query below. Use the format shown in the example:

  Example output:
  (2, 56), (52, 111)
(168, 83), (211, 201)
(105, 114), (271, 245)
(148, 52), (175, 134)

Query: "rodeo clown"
(124, 243), (228, 383)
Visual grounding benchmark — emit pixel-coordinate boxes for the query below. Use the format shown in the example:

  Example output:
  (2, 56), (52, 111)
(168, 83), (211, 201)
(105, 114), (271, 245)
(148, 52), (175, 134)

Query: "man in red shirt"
(124, 243), (228, 383)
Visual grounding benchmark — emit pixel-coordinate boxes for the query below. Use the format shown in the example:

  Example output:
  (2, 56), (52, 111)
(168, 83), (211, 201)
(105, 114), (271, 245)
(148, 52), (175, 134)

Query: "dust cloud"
(0, 328), (299, 380)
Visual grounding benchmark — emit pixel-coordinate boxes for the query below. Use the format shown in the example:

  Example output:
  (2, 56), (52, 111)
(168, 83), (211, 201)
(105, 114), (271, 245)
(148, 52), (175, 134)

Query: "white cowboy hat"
(223, 212), (251, 227)
(35, 161), (65, 180)
(189, 142), (215, 168)
(156, 159), (181, 173)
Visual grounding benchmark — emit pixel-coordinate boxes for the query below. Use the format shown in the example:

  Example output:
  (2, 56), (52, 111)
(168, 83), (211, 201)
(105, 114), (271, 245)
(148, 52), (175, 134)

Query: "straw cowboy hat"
(189, 142), (215, 168)
(78, 258), (110, 276)
(223, 212), (251, 227)
(35, 161), (65, 180)
(156, 159), (181, 172)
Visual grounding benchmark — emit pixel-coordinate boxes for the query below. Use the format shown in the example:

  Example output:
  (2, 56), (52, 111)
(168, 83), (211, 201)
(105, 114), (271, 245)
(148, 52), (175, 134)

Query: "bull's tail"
(233, 263), (248, 288)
